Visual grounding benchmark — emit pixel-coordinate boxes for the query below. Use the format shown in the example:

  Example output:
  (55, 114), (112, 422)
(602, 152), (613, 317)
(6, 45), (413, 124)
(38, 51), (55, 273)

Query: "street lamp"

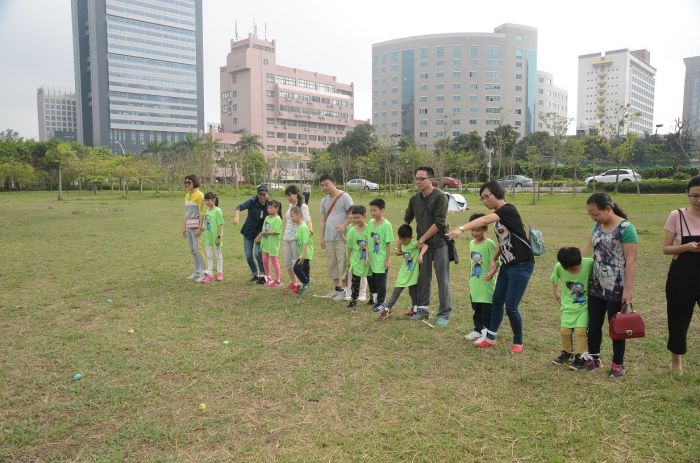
(115, 141), (125, 155)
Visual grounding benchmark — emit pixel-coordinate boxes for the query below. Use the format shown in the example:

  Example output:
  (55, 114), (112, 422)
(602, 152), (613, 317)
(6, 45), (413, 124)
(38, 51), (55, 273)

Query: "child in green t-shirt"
(257, 200), (283, 287)
(291, 206), (313, 294)
(202, 192), (224, 284)
(345, 205), (372, 309)
(375, 224), (428, 319)
(464, 213), (499, 343)
(551, 247), (593, 369)
(367, 198), (393, 311)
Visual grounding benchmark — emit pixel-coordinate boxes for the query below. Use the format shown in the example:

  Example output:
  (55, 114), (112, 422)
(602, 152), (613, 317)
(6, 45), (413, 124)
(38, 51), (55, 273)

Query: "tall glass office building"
(72, 0), (203, 153)
(372, 24), (539, 151)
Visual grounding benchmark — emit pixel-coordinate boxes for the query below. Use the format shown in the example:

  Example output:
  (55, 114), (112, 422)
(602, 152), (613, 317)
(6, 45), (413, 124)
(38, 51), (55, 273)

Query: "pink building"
(220, 34), (355, 181)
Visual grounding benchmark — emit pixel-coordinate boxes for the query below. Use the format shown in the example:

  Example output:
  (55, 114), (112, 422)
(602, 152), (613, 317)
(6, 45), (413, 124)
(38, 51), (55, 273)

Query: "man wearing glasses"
(403, 166), (452, 326)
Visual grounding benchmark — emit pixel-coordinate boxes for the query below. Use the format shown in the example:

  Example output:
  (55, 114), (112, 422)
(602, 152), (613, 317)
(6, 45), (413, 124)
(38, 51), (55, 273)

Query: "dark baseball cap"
(257, 184), (269, 194)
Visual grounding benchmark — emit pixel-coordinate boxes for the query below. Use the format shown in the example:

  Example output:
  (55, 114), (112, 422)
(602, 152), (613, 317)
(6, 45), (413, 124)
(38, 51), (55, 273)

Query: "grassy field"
(0, 189), (698, 462)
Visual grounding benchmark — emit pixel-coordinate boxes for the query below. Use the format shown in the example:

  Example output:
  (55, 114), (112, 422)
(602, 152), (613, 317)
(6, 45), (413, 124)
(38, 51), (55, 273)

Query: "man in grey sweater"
(403, 166), (452, 326)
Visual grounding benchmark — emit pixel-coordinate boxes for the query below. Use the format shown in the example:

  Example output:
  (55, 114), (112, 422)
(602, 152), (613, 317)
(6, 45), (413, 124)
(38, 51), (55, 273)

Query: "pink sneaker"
(215, 273), (224, 282)
(264, 279), (274, 287)
(283, 283), (296, 290)
(270, 280), (282, 287)
(201, 274), (214, 284)
(511, 344), (523, 353)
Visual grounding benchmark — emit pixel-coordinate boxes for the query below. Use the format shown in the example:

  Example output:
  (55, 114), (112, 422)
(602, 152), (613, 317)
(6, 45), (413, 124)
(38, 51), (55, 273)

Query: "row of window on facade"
(265, 118), (349, 132)
(373, 41), (525, 66)
(265, 132), (339, 143)
(375, 59), (525, 73)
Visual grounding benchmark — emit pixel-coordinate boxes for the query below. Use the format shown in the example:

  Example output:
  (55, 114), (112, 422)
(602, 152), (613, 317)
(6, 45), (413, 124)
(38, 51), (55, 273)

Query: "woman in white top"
(283, 185), (313, 290)
(663, 175), (700, 373)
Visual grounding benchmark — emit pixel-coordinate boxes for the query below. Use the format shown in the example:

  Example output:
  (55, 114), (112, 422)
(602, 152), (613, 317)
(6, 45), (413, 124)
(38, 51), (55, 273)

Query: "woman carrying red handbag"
(663, 176), (700, 374)
(576, 193), (638, 378)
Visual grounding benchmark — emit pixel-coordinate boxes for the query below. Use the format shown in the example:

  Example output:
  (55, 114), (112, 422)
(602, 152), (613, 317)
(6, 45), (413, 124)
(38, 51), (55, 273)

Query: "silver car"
(498, 175), (534, 188)
(346, 178), (380, 191)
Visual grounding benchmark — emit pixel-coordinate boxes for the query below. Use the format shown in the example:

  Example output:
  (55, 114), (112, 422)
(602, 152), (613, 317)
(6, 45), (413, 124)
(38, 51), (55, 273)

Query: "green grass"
(1, 189), (698, 462)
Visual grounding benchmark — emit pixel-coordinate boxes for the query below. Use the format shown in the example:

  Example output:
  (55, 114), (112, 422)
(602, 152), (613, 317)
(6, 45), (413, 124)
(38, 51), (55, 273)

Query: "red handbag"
(609, 304), (645, 340)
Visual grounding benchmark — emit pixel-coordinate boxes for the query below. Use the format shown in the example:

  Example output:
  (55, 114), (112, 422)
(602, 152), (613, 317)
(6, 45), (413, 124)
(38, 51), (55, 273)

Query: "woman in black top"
(448, 180), (534, 352)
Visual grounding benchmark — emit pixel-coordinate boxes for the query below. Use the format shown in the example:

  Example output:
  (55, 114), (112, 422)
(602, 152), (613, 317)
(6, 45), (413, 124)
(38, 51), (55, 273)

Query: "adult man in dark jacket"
(234, 184), (270, 283)
(404, 166), (452, 326)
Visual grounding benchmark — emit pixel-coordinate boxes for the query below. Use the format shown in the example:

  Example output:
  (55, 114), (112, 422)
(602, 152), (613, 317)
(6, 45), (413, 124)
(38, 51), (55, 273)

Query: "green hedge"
(586, 179), (688, 193)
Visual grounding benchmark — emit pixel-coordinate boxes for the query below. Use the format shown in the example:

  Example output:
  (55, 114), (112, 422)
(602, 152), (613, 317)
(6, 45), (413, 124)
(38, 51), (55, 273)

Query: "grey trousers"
(186, 228), (205, 275)
(416, 244), (452, 318)
(385, 285), (418, 309)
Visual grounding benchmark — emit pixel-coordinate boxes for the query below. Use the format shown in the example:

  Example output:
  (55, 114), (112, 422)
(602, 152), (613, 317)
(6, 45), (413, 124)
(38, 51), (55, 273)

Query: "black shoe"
(250, 276), (259, 282)
(255, 276), (267, 285)
(347, 300), (357, 309)
(552, 351), (574, 365)
(569, 354), (586, 370)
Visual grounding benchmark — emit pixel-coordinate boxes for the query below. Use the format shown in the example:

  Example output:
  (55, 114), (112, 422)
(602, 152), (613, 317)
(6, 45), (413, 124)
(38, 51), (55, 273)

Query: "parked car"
(431, 177), (463, 189)
(346, 178), (380, 191)
(585, 169), (641, 185)
(267, 182), (284, 190)
(499, 175), (534, 188)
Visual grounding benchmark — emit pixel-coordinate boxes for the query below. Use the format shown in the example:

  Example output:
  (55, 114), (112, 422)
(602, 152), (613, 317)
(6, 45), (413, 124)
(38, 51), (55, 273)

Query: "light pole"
(115, 141), (125, 155)
(652, 123), (663, 177)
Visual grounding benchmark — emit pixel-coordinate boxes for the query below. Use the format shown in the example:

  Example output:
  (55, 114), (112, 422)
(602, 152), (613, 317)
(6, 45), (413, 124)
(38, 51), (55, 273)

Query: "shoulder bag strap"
(325, 191), (345, 218)
(678, 208), (689, 238)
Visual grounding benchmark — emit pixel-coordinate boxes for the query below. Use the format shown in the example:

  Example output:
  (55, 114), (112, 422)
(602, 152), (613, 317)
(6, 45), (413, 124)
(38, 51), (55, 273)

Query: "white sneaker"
(333, 290), (347, 302)
(343, 294), (352, 301)
(195, 274), (206, 283)
(187, 273), (199, 281)
(324, 289), (338, 298)
(473, 335), (487, 345)
(358, 292), (368, 302)
(464, 331), (482, 341)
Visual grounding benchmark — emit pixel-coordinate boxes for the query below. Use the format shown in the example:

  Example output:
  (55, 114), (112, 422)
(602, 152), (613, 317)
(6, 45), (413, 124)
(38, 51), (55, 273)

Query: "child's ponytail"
(204, 191), (219, 207)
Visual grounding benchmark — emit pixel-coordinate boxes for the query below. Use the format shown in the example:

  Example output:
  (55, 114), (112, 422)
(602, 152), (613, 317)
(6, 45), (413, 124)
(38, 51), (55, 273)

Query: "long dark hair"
(587, 192), (627, 219)
(284, 184), (304, 206)
(204, 191), (218, 207)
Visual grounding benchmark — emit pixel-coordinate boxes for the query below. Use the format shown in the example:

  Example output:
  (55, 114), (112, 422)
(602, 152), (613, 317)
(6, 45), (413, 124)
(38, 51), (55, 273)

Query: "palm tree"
(200, 133), (220, 184)
(235, 131), (263, 186)
(178, 133), (199, 158)
(143, 139), (168, 159)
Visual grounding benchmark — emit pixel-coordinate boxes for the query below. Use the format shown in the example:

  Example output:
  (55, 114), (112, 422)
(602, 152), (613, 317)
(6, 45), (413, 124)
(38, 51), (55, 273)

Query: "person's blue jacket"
(236, 196), (269, 239)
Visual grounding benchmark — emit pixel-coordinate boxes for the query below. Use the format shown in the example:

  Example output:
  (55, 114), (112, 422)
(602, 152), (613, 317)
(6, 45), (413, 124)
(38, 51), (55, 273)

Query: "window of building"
(516, 34), (524, 41)
(486, 95), (501, 102)
(419, 131), (428, 138)
(420, 84), (428, 91)
(436, 46), (445, 57)
(436, 95), (445, 101)
(453, 71), (461, 78)
(453, 59), (461, 66)
(469, 71), (478, 78)
(419, 119), (428, 126)
(469, 119), (477, 125)
(437, 84), (444, 90)
(470, 46), (478, 57)
(419, 108), (428, 114)
(486, 46), (501, 57)
(266, 73), (275, 83)
(265, 104), (273, 110)
(453, 46), (461, 57)
(420, 96), (428, 102)
(452, 107), (460, 113)
(266, 90), (275, 97)
(436, 60), (445, 66)
(515, 85), (523, 91)
(469, 107), (477, 113)
(515, 73), (522, 80)
(452, 119), (461, 125)
(436, 72), (444, 78)
(486, 71), (499, 79)
(420, 47), (428, 58)
(515, 48), (523, 58)
(420, 72), (428, 79)
(469, 95), (477, 101)
(470, 59), (478, 66)
(452, 83), (461, 89)
(452, 95), (460, 101)
(436, 107), (444, 114)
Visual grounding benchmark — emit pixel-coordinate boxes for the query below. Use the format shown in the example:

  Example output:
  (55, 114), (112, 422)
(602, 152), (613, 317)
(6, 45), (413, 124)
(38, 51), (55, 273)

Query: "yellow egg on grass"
(199, 403), (207, 411)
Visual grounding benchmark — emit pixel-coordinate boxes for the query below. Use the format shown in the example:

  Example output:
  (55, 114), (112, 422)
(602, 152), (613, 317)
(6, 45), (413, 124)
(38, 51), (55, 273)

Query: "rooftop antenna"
(253, 18), (257, 38)
(264, 22), (267, 41)
(234, 21), (238, 41)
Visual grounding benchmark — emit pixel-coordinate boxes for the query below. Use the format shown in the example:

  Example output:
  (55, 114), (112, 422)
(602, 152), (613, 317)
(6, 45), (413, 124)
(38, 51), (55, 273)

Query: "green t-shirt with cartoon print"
(346, 224), (371, 277)
(368, 218), (394, 274)
(260, 215), (282, 256)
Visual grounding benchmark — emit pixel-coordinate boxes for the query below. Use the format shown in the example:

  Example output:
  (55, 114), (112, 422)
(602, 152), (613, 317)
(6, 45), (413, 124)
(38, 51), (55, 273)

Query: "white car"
(346, 178), (380, 191)
(585, 169), (641, 185)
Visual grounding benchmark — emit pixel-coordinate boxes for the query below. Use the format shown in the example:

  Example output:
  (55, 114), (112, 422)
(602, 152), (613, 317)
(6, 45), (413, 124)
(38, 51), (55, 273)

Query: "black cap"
(257, 184), (269, 194)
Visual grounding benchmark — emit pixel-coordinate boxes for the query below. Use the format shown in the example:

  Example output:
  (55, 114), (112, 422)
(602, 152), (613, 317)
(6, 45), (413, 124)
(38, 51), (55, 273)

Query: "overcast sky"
(1, 0), (699, 139)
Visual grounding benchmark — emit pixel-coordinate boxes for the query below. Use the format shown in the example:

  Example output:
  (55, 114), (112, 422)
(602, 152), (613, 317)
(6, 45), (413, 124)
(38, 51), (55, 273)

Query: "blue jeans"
(243, 235), (264, 277)
(486, 260), (534, 345)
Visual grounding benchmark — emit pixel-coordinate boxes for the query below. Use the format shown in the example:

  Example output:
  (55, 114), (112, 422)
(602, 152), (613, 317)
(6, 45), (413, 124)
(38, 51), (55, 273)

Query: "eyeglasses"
(689, 194), (700, 201)
(414, 176), (432, 182)
(480, 193), (493, 201)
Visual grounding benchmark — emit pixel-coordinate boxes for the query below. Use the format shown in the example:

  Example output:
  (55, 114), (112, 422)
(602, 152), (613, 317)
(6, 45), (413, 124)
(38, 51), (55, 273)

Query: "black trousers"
(293, 259), (311, 285)
(666, 262), (700, 355)
(471, 301), (491, 332)
(368, 272), (388, 303)
(587, 295), (625, 365)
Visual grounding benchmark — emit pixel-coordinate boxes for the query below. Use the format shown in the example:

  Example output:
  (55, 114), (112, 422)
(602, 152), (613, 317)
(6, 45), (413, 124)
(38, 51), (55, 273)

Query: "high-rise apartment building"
(71, 0), (204, 153)
(682, 56), (700, 152)
(535, 71), (568, 133)
(37, 86), (78, 141)
(577, 49), (655, 136)
(372, 24), (540, 151)
(220, 34), (355, 179)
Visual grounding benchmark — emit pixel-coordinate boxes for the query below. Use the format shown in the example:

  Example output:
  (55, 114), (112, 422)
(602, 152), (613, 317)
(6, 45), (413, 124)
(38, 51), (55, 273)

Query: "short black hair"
(290, 205), (302, 216)
(369, 198), (385, 209)
(398, 224), (413, 238)
(469, 212), (488, 230)
(319, 173), (336, 184)
(350, 205), (366, 216)
(479, 180), (505, 200)
(557, 247), (582, 269)
(184, 174), (199, 188)
(687, 175), (700, 192)
(415, 166), (435, 178)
